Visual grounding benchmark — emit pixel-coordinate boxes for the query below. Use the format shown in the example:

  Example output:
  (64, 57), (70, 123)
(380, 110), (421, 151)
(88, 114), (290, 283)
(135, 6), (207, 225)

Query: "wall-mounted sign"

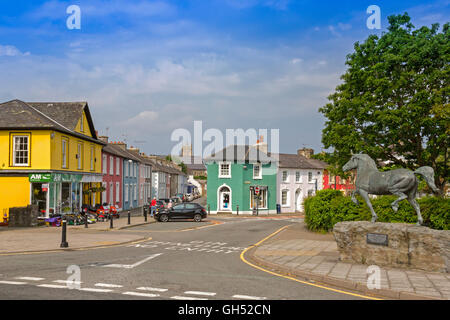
(29, 173), (52, 182)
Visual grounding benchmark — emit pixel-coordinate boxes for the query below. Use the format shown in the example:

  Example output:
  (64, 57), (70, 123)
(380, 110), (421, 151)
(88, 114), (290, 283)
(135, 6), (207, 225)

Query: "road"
(0, 215), (365, 300)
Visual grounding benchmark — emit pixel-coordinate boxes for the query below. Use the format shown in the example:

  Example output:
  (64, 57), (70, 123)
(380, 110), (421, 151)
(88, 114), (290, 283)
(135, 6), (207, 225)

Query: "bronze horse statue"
(342, 154), (439, 225)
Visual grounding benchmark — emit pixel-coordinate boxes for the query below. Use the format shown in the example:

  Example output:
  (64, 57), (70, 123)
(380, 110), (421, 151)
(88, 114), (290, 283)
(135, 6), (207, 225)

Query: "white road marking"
(0, 280), (27, 285)
(37, 284), (68, 289)
(137, 287), (168, 292)
(184, 291), (216, 296)
(122, 291), (160, 298)
(103, 253), (162, 269)
(78, 288), (113, 293)
(53, 280), (82, 285)
(171, 296), (208, 300)
(232, 294), (267, 300)
(15, 277), (45, 281)
(95, 283), (123, 288)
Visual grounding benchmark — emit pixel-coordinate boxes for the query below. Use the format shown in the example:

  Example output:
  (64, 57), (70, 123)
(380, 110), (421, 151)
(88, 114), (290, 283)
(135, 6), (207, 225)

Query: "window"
(80, 113), (84, 132)
(124, 161), (128, 177)
(282, 171), (288, 182)
(12, 135), (29, 166)
(116, 182), (120, 204)
(102, 182), (107, 202)
(281, 190), (289, 206)
(125, 184), (129, 202)
(110, 182), (114, 205)
(250, 188), (267, 209)
(61, 138), (68, 168)
(219, 162), (231, 178)
(253, 164), (262, 179)
(90, 146), (95, 170)
(140, 184), (143, 200)
(295, 171), (301, 183)
(102, 155), (107, 174)
(308, 172), (313, 182)
(116, 158), (120, 175)
(134, 184), (137, 200)
(110, 156), (114, 175)
(77, 143), (83, 169)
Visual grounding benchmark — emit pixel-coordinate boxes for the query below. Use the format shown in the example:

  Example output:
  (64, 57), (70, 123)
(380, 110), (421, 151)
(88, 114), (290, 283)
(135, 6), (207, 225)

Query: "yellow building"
(0, 99), (105, 222)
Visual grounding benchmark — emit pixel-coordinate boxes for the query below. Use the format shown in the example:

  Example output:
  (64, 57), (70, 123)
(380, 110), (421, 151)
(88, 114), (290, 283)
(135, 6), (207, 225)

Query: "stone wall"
(333, 221), (450, 273)
(8, 205), (39, 227)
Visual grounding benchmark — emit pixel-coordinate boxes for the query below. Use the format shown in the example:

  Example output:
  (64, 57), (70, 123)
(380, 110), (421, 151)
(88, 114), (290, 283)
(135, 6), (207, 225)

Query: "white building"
(276, 151), (327, 213)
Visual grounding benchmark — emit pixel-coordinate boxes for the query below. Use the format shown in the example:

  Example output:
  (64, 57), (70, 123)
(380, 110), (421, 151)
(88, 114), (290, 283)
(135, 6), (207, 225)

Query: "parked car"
(155, 203), (207, 222)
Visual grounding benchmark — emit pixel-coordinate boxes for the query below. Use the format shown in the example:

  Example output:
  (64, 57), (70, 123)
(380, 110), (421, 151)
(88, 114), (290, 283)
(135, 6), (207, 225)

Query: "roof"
(204, 145), (277, 164)
(0, 99), (104, 144)
(278, 153), (328, 169)
(103, 144), (140, 161)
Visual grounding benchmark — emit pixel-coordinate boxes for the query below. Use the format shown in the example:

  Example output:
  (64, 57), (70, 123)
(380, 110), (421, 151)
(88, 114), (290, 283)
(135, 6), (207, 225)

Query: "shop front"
(29, 172), (101, 217)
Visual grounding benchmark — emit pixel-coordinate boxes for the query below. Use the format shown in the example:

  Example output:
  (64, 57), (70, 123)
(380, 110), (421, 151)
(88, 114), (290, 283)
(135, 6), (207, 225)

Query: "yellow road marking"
(240, 225), (382, 300)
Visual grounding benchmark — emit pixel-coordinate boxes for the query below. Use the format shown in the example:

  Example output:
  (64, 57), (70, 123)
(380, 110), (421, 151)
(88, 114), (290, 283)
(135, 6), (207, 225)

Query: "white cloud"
(0, 45), (30, 57)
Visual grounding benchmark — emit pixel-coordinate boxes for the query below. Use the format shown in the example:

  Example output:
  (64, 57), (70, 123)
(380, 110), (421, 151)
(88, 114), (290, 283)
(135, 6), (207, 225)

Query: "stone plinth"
(333, 221), (450, 273)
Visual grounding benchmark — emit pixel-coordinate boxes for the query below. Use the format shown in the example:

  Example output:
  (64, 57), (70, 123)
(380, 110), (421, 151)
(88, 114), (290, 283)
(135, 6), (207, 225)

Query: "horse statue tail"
(414, 166), (440, 194)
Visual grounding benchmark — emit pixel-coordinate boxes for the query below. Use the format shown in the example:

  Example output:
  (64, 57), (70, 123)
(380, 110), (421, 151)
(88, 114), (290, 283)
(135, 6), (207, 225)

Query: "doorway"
(218, 186), (231, 211)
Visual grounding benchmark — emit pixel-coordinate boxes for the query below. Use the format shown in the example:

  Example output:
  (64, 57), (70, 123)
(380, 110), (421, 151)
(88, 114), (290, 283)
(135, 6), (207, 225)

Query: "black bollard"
(237, 204), (239, 216)
(110, 213), (113, 229)
(144, 206), (147, 222)
(128, 210), (131, 225)
(84, 212), (88, 228)
(208, 204), (210, 215)
(60, 218), (69, 248)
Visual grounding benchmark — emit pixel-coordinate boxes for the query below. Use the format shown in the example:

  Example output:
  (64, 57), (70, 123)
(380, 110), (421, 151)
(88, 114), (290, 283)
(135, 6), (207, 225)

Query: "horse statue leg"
(389, 191), (408, 213)
(406, 188), (423, 226)
(351, 189), (359, 205)
(359, 190), (378, 223)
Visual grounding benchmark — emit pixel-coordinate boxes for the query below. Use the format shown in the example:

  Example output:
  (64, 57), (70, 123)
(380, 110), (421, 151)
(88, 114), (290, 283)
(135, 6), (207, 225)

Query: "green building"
(205, 145), (278, 214)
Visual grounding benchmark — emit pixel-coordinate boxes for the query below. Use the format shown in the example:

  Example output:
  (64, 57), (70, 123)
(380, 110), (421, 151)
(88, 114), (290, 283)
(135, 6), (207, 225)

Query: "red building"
(322, 169), (356, 195)
(100, 137), (127, 210)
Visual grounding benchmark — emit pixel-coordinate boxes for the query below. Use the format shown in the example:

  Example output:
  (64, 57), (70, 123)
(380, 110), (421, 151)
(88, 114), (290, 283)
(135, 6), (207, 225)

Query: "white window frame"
(282, 171), (288, 182)
(110, 156), (114, 175)
(281, 189), (289, 207)
(102, 155), (107, 174)
(102, 182), (107, 203)
(249, 188), (267, 210)
(253, 163), (262, 179)
(116, 158), (120, 175)
(218, 162), (231, 178)
(125, 184), (129, 202)
(77, 143), (82, 169)
(116, 182), (120, 205)
(90, 146), (95, 171)
(308, 172), (313, 183)
(62, 138), (68, 168)
(295, 171), (301, 183)
(134, 184), (137, 201)
(12, 135), (30, 166)
(110, 182), (114, 205)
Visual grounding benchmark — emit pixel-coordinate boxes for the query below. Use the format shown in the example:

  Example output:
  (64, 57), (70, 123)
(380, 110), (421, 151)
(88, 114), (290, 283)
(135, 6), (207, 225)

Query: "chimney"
(128, 147), (140, 153)
(254, 135), (268, 154)
(116, 141), (127, 150)
(98, 136), (109, 143)
(298, 148), (314, 159)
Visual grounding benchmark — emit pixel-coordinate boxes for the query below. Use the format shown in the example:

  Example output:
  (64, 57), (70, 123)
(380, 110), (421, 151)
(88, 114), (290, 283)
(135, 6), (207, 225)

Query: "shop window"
(250, 188), (267, 209)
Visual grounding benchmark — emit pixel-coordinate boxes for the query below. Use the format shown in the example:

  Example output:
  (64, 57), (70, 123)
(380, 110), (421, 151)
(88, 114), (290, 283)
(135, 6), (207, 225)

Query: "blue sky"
(0, 0), (449, 156)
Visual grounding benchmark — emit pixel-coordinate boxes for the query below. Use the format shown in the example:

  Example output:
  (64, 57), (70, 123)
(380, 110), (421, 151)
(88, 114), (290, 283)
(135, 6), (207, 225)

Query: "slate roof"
(204, 145), (276, 163)
(103, 144), (141, 161)
(277, 153), (328, 169)
(0, 99), (103, 144)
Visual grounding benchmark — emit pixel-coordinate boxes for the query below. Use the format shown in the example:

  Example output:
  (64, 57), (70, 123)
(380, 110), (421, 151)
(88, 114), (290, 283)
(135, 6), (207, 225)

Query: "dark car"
(155, 203), (207, 222)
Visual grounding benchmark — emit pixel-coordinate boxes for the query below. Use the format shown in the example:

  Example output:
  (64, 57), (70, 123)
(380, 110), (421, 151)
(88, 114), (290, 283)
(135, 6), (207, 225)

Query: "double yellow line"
(240, 225), (382, 300)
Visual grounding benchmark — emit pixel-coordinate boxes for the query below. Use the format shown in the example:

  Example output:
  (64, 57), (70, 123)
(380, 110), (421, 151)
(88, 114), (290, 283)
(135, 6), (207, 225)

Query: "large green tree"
(319, 13), (449, 192)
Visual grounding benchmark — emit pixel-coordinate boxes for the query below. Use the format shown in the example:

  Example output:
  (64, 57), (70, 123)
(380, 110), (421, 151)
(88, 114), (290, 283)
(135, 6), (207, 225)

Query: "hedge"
(304, 189), (449, 232)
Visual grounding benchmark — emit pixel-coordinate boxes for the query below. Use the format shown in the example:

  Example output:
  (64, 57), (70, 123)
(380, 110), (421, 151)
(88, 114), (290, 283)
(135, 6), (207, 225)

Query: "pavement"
(0, 214), (156, 254)
(246, 220), (450, 300)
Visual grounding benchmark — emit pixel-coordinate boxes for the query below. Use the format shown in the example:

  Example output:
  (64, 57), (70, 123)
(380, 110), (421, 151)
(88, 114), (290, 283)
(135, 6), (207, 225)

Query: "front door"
(220, 192), (230, 211)
(295, 189), (302, 211)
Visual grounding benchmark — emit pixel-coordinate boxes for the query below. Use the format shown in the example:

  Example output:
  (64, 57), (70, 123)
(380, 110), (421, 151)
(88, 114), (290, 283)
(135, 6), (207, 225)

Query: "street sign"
(255, 186), (260, 195)
(42, 183), (49, 192)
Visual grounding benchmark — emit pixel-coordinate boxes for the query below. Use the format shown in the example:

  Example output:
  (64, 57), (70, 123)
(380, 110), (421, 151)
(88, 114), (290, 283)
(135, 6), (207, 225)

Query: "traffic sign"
(255, 186), (260, 195)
